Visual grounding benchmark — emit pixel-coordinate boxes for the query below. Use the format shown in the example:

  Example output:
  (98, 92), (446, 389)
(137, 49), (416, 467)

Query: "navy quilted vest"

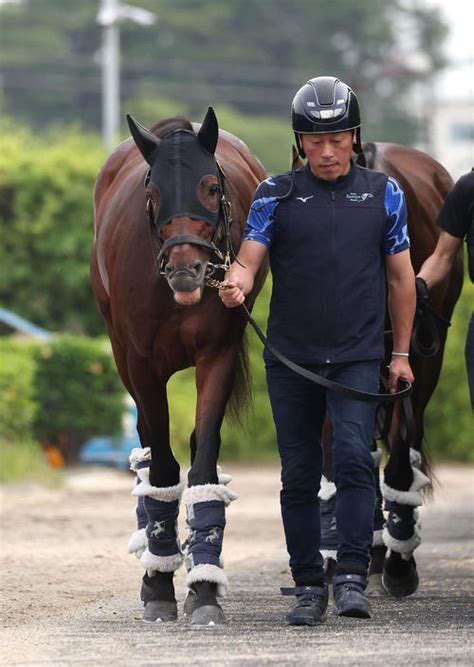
(267, 162), (388, 364)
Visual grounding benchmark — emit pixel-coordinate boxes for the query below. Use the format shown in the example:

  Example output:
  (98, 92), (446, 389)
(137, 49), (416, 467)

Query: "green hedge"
(424, 278), (473, 461)
(0, 119), (107, 336)
(0, 339), (38, 443)
(0, 336), (124, 463)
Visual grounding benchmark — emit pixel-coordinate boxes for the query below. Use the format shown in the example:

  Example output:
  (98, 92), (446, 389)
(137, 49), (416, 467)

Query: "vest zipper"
(326, 189), (337, 363)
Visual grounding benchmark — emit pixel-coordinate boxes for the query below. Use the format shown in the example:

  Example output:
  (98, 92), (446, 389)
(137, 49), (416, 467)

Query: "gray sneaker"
(281, 585), (328, 626)
(333, 574), (371, 618)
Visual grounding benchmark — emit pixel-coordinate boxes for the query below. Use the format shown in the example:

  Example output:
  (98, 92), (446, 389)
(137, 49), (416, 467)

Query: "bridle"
(144, 161), (237, 282)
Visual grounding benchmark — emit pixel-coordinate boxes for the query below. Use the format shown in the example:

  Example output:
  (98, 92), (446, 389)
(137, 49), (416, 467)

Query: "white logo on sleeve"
(296, 195), (314, 203)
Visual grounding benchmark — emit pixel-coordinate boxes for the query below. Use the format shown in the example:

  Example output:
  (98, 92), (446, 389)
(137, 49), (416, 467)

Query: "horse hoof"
(366, 573), (388, 597)
(383, 561), (419, 598)
(183, 590), (197, 617)
(142, 600), (178, 623)
(190, 604), (226, 626)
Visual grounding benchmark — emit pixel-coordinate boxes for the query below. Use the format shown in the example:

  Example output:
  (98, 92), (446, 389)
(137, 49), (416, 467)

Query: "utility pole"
(96, 0), (156, 150)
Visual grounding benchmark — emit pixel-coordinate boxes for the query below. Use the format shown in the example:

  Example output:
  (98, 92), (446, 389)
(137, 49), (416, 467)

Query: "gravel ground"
(0, 463), (473, 666)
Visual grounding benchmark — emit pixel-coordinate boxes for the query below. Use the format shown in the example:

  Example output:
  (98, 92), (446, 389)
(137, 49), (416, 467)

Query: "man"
(219, 76), (415, 625)
(417, 170), (474, 409)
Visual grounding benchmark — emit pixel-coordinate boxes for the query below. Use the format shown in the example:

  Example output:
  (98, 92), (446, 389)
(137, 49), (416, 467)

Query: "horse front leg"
(381, 403), (430, 597)
(126, 358), (184, 623)
(183, 347), (239, 626)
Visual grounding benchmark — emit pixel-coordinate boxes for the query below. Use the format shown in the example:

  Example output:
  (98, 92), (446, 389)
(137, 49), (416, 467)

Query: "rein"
(410, 277), (451, 358)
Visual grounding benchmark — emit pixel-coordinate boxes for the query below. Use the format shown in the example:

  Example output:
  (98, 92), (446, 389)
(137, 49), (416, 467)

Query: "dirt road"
(1, 463), (473, 666)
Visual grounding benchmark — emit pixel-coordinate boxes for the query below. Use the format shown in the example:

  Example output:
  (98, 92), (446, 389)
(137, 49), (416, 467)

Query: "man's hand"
(387, 356), (414, 392)
(219, 281), (246, 308)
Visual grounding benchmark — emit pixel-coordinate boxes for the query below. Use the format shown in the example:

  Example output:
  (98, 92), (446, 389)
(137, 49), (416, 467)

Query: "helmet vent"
(313, 77), (336, 105)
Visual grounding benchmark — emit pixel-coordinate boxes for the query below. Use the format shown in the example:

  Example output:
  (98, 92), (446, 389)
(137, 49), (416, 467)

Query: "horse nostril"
(190, 260), (203, 275)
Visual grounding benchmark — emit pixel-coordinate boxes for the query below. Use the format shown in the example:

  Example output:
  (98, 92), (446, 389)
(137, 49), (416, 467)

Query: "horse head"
(127, 108), (222, 306)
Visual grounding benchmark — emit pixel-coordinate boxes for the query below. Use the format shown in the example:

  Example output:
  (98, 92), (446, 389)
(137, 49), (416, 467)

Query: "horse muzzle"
(165, 261), (207, 305)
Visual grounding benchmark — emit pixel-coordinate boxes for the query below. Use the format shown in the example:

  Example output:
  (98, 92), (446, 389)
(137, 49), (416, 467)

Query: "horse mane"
(149, 116), (194, 138)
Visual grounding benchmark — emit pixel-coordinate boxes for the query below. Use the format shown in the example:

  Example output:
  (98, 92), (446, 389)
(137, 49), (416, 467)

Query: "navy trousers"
(266, 359), (379, 584)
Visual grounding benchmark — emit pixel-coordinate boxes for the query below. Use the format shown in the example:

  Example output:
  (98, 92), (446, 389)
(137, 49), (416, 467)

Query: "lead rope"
(205, 276), (412, 406)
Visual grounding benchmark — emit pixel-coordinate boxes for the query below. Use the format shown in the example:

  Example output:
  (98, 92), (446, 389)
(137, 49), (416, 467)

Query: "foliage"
(0, 335), (125, 464)
(0, 119), (106, 335)
(424, 277), (473, 462)
(32, 336), (125, 461)
(0, 0), (448, 145)
(0, 438), (62, 486)
(126, 96), (294, 175)
(0, 338), (38, 443)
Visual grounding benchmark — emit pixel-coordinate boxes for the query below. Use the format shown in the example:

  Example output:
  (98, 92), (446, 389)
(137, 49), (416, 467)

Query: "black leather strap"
(280, 586), (326, 596)
(333, 574), (367, 587)
(411, 277), (450, 358)
(156, 235), (215, 265)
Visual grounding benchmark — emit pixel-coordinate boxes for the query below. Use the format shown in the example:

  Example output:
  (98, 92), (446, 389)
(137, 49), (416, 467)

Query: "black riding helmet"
(291, 76), (362, 157)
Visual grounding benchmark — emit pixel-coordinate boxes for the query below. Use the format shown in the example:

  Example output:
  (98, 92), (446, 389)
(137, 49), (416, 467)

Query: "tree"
(0, 0), (448, 145)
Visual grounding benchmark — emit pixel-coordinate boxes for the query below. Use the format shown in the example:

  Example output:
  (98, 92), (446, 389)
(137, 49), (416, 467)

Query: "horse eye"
(209, 185), (219, 196)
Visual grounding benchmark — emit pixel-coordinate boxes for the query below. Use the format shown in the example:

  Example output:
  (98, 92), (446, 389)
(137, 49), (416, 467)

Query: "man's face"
(300, 130), (355, 180)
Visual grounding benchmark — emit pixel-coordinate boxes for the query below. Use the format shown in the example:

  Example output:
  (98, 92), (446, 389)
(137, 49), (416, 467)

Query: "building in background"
(430, 97), (474, 180)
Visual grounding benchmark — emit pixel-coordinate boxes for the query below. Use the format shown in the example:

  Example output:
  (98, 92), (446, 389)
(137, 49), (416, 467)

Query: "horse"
(91, 108), (267, 625)
(318, 142), (463, 597)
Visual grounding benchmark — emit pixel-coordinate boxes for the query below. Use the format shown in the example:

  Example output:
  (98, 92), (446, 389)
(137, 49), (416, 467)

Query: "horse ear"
(126, 114), (161, 165)
(197, 107), (219, 155)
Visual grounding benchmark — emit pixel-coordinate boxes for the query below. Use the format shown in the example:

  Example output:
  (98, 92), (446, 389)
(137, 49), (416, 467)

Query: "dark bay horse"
(91, 108), (267, 625)
(319, 142), (463, 597)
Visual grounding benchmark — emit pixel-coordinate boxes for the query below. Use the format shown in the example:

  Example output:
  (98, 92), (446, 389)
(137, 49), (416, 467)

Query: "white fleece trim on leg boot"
(129, 447), (151, 472)
(186, 563), (229, 597)
(131, 468), (184, 501)
(128, 527), (148, 558)
(183, 483), (238, 507)
(321, 549), (337, 561)
(381, 467), (430, 507)
(216, 465), (232, 486)
(372, 529), (385, 547)
(318, 475), (337, 501)
(409, 448), (422, 470)
(382, 524), (421, 560)
(140, 548), (184, 576)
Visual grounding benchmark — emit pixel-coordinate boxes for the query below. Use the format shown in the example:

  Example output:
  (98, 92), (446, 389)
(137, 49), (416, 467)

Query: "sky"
(423, 0), (474, 99)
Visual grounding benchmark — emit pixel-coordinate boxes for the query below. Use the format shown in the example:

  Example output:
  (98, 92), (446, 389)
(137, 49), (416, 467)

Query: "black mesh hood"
(149, 129), (220, 230)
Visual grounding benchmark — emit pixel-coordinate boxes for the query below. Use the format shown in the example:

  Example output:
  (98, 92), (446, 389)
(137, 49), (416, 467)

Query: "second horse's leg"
(381, 420), (430, 597)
